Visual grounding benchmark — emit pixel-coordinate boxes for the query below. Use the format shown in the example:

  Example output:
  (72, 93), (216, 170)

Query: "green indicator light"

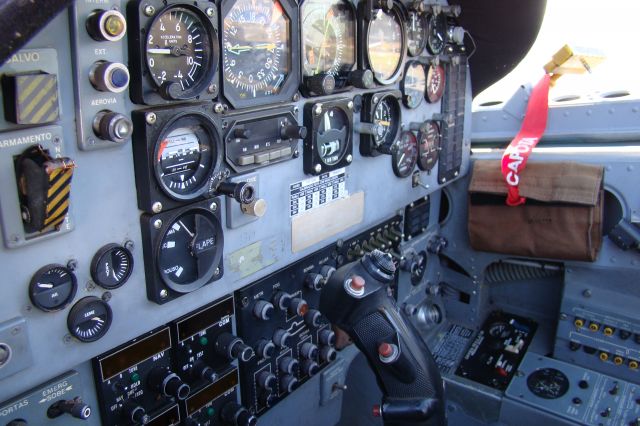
(207, 407), (215, 417)
(200, 336), (209, 346)
(130, 372), (140, 383)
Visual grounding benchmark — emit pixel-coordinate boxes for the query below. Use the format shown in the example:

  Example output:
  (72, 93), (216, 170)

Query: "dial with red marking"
(426, 63), (445, 103)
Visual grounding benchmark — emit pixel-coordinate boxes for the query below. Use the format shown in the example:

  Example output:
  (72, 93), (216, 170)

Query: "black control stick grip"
(319, 250), (446, 425)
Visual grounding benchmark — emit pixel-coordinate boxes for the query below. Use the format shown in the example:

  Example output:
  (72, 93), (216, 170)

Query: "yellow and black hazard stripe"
(42, 159), (75, 232)
(4, 73), (60, 125)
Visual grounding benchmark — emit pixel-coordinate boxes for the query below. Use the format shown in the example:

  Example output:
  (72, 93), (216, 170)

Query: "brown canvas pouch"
(468, 160), (604, 261)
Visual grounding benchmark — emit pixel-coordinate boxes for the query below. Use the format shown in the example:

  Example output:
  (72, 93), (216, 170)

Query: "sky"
(473, 0), (640, 106)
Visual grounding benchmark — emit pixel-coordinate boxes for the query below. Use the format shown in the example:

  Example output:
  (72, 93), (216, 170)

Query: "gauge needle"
(147, 48), (173, 54)
(399, 153), (406, 164)
(377, 120), (391, 126)
(227, 44), (253, 55)
(179, 220), (195, 237)
(38, 282), (54, 289)
(255, 43), (277, 50)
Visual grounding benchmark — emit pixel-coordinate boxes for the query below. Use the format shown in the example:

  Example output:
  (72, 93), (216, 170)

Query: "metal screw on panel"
(87, 137), (96, 145)
(124, 240), (134, 251)
(241, 297), (249, 308)
(152, 202), (163, 213)
(293, 106), (299, 114)
(207, 84), (217, 94)
(293, 149), (299, 158)
(209, 201), (218, 212)
(102, 292), (112, 302)
(582, 289), (592, 298)
(86, 281), (96, 291)
(292, 93), (300, 102)
(213, 103), (224, 113)
(221, 120), (228, 129)
(314, 104), (322, 115)
(314, 164), (322, 173)
(347, 101), (354, 110)
(346, 154), (353, 163)
(373, 96), (379, 104)
(53, 137), (61, 144)
(454, 171), (459, 177)
(160, 289), (168, 299)
(205, 7), (215, 17)
(146, 112), (157, 125)
(11, 327), (20, 336)
(441, 178), (446, 183)
(10, 235), (19, 243)
(214, 268), (220, 276)
(144, 4), (155, 16)
(559, 313), (568, 320)
(67, 259), (78, 271)
(63, 334), (73, 344)
(154, 219), (163, 229)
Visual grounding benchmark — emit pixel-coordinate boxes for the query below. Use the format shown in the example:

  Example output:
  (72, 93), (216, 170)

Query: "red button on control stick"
(378, 342), (393, 358)
(350, 275), (365, 291)
(372, 404), (381, 417)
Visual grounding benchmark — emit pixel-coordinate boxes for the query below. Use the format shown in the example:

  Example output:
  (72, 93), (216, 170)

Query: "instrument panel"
(0, 0), (471, 424)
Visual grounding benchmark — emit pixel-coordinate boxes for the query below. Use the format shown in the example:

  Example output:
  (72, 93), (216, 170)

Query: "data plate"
(289, 168), (347, 217)
(432, 323), (474, 375)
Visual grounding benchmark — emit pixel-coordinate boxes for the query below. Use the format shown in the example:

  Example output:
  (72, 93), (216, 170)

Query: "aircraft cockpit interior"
(2, 0), (640, 425)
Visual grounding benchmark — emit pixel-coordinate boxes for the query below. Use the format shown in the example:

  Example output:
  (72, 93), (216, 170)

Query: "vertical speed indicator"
(222, 0), (294, 106)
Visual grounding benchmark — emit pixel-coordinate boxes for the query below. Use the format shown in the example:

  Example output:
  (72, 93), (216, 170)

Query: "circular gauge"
(153, 114), (219, 201)
(90, 244), (134, 290)
(145, 6), (216, 100)
(402, 62), (426, 109)
(372, 95), (401, 148)
(67, 297), (113, 342)
(417, 121), (440, 172)
(426, 63), (446, 103)
(426, 13), (447, 55)
(157, 208), (223, 293)
(406, 11), (427, 57)
(29, 264), (77, 312)
(527, 368), (570, 400)
(488, 322), (513, 339)
(410, 251), (427, 285)
(316, 107), (350, 166)
(367, 8), (405, 84)
(222, 0), (291, 102)
(392, 131), (418, 178)
(301, 0), (355, 78)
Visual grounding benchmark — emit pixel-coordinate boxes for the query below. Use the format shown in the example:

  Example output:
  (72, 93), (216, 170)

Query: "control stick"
(319, 250), (446, 425)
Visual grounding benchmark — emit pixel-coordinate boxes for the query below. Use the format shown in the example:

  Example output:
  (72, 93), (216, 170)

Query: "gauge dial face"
(373, 96), (401, 148)
(367, 9), (404, 83)
(426, 13), (447, 55)
(392, 131), (418, 178)
(91, 244), (134, 290)
(488, 322), (513, 339)
(402, 62), (426, 109)
(527, 368), (570, 400)
(406, 11), (427, 57)
(158, 209), (223, 293)
(154, 115), (217, 200)
(29, 264), (77, 312)
(426, 63), (446, 103)
(418, 121), (440, 171)
(67, 297), (113, 342)
(301, 0), (355, 78)
(146, 6), (215, 98)
(316, 107), (349, 166)
(222, 0), (291, 101)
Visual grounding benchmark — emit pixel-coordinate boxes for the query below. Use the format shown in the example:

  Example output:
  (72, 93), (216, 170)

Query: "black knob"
(305, 73), (335, 95)
(233, 128), (252, 139)
(288, 297), (309, 317)
(273, 291), (292, 311)
(302, 359), (320, 376)
(273, 328), (293, 348)
(348, 69), (374, 89)
(215, 333), (254, 362)
(319, 329), (336, 346)
(259, 392), (277, 408)
(217, 181), (256, 205)
(7, 421), (29, 426)
(123, 401), (149, 425)
(280, 374), (298, 393)
(305, 309), (322, 328)
(320, 346), (337, 363)
(253, 299), (275, 321)
(600, 407), (611, 418)
(279, 356), (299, 375)
(300, 342), (318, 359)
(192, 362), (218, 383)
(280, 124), (307, 140)
(148, 367), (190, 400)
(221, 402), (257, 426)
(257, 370), (277, 391)
(305, 273), (324, 291)
(256, 339), (276, 358)
(159, 81), (183, 100)
(46, 397), (92, 420)
(578, 380), (589, 389)
(93, 111), (133, 143)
